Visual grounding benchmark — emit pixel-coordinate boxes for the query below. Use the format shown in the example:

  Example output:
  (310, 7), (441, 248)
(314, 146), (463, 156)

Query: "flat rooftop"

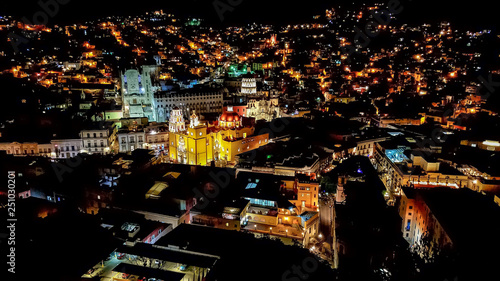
(112, 263), (185, 281)
(298, 211), (318, 222)
(116, 243), (219, 268)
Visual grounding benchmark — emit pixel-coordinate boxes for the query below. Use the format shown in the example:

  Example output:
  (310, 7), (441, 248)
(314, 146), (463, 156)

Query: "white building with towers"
(169, 107), (186, 133)
(120, 66), (160, 121)
(121, 66), (224, 123)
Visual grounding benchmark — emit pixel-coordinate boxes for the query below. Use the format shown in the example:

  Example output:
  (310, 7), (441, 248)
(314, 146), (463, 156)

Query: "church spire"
(190, 110), (200, 128)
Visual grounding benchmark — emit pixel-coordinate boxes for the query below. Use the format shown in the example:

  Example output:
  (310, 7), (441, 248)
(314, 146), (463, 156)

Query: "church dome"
(219, 111), (241, 122)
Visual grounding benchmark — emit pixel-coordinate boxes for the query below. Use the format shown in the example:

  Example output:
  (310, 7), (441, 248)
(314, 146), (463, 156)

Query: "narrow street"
(317, 195), (335, 263)
(319, 196), (334, 242)
(98, 257), (122, 281)
(82, 256), (121, 280)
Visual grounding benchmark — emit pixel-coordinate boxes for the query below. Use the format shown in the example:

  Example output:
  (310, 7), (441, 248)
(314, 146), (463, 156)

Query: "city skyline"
(2, 0), (499, 27)
(1, 1), (499, 281)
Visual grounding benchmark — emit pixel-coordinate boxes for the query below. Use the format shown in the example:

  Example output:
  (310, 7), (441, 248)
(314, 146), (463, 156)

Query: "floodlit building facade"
(246, 98), (281, 121)
(399, 187), (453, 248)
(240, 173), (320, 246)
(153, 86), (224, 122)
(241, 77), (257, 95)
(117, 129), (146, 153)
(121, 66), (159, 121)
(80, 122), (117, 155)
(51, 139), (82, 158)
(168, 107), (269, 166)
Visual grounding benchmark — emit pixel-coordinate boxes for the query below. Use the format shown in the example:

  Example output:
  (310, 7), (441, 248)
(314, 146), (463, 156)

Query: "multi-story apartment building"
(51, 139), (82, 159)
(0, 142), (39, 155)
(354, 136), (389, 157)
(0, 140), (79, 158)
(80, 122), (117, 155)
(236, 172), (320, 246)
(288, 174), (320, 211)
(397, 184), (500, 274)
(153, 85), (224, 122)
(241, 77), (257, 95)
(38, 143), (54, 157)
(143, 123), (169, 154)
(399, 187), (453, 247)
(0, 121), (165, 158)
(117, 129), (145, 153)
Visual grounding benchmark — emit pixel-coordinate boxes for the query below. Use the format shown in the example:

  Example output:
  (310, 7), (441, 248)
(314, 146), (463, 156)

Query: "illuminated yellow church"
(168, 107), (269, 166)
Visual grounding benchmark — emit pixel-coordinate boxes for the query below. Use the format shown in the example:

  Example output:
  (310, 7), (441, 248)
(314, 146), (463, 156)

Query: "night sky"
(1, 0), (498, 28)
